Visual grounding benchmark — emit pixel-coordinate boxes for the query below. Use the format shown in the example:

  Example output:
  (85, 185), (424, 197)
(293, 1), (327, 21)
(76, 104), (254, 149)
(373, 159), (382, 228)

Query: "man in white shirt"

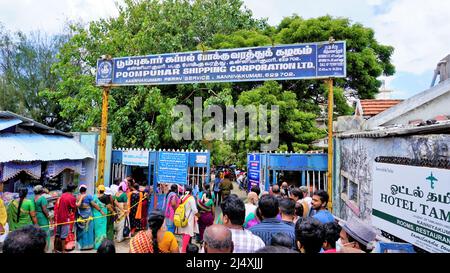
(299, 186), (313, 216)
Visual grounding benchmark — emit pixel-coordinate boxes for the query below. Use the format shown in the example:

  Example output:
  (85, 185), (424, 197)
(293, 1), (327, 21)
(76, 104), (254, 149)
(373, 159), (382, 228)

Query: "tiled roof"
(360, 99), (403, 116)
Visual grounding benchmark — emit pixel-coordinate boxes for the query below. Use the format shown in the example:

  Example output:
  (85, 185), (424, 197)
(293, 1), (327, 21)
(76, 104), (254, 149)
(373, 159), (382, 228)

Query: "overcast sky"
(1, 0), (449, 99)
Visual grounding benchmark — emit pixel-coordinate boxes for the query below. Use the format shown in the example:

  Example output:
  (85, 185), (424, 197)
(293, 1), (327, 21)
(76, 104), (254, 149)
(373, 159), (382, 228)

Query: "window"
(342, 176), (348, 194)
(340, 170), (360, 215)
(349, 180), (359, 203)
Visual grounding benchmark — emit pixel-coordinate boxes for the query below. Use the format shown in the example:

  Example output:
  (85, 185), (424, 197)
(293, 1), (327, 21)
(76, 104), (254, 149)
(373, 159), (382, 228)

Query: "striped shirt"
(249, 218), (296, 246)
(230, 228), (266, 253)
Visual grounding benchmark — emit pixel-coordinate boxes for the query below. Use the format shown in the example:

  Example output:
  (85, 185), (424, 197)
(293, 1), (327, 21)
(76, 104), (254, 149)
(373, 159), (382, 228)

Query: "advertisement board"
(96, 41), (346, 86)
(372, 162), (450, 253)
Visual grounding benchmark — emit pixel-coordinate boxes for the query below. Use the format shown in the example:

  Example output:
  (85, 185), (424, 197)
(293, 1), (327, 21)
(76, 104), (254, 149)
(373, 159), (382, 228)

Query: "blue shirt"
(81, 194), (93, 205)
(249, 218), (296, 246)
(313, 210), (335, 224)
(213, 177), (221, 192)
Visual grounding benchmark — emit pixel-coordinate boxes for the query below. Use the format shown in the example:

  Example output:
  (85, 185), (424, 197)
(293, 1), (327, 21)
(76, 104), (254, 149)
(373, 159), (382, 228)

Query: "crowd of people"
(0, 168), (384, 254)
(0, 176), (154, 253)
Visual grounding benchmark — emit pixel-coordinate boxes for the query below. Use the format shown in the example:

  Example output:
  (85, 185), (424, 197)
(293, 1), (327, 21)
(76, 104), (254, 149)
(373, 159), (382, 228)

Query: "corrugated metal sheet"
(0, 133), (95, 163)
(0, 111), (71, 137)
(0, 118), (22, 131)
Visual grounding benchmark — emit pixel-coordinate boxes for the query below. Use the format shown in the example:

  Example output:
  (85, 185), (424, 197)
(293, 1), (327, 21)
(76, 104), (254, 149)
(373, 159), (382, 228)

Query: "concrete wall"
(366, 79), (450, 129)
(334, 134), (450, 225)
(73, 132), (113, 193)
(386, 91), (450, 125)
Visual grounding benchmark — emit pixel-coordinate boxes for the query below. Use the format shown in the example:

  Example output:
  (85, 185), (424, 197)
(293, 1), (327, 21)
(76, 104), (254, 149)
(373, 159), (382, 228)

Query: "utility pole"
(96, 54), (112, 188)
(326, 78), (334, 212)
(97, 85), (110, 187)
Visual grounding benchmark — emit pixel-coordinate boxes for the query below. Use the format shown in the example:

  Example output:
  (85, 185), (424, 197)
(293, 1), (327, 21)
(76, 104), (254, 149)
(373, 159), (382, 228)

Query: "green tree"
(0, 26), (69, 127)
(208, 15), (395, 112)
(236, 81), (325, 156)
(46, 0), (265, 150)
(275, 15), (395, 99)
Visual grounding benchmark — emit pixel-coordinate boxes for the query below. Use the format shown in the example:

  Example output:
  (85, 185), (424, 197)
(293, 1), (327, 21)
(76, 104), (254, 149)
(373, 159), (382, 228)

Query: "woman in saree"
(139, 184), (149, 231)
(53, 186), (77, 252)
(7, 187), (37, 231)
(163, 184), (179, 233)
(93, 185), (115, 249)
(130, 209), (179, 253)
(127, 183), (144, 236)
(76, 184), (105, 250)
(33, 185), (51, 250)
(113, 185), (127, 242)
(196, 184), (215, 243)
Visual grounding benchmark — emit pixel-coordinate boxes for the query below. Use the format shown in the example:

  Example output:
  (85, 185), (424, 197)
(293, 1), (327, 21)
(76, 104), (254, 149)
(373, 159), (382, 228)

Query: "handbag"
(123, 216), (131, 238)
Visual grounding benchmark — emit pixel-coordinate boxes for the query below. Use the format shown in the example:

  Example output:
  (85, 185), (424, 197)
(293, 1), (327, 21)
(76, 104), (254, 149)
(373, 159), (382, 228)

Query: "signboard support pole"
(326, 78), (334, 211)
(97, 86), (110, 187)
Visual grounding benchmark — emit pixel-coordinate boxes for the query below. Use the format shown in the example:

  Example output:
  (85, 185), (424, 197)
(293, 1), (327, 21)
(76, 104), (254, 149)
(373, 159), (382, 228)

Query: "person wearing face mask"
(336, 217), (377, 253)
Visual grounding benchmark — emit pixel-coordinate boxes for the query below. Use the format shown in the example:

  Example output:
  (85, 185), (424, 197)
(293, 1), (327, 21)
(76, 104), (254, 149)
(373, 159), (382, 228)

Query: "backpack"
(173, 195), (193, 228)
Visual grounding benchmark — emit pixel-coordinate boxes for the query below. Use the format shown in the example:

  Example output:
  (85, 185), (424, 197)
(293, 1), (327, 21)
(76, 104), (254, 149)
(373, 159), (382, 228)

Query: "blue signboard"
(248, 153), (261, 191)
(157, 152), (188, 184)
(96, 41), (346, 86)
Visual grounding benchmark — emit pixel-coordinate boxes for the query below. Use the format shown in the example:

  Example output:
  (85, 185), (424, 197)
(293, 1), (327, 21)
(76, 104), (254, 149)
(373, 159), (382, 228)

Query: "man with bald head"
(203, 224), (234, 253)
(271, 184), (282, 200)
(245, 191), (258, 220)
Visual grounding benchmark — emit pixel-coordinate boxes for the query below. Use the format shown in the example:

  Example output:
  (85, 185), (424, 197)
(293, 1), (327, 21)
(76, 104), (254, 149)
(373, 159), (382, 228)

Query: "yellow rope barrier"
(0, 193), (147, 234)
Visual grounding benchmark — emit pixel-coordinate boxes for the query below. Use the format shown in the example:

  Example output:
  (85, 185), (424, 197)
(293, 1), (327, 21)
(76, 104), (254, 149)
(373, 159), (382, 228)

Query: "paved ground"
(45, 181), (248, 253)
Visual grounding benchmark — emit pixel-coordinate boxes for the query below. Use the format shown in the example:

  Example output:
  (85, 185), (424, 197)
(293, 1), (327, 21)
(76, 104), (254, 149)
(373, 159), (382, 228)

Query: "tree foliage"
(0, 25), (69, 127)
(237, 81), (326, 153)
(45, 0), (265, 151)
(5, 1), (395, 168)
(275, 15), (395, 99)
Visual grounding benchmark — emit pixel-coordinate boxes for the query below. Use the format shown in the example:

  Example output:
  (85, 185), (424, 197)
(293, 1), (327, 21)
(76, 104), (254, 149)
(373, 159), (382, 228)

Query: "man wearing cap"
(338, 217), (377, 253)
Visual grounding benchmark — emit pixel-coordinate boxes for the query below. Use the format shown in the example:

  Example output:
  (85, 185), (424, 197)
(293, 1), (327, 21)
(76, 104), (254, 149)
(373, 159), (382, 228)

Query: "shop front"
(0, 111), (95, 215)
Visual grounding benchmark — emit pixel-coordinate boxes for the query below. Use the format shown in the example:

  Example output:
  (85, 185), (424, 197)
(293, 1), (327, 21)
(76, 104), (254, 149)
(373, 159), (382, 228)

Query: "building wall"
(73, 132), (113, 193)
(386, 92), (450, 125)
(334, 134), (450, 224)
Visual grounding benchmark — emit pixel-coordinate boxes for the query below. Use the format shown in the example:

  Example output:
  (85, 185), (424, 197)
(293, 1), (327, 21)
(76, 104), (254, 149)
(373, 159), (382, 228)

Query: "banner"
(122, 150), (149, 167)
(372, 162), (450, 253)
(96, 41), (346, 86)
